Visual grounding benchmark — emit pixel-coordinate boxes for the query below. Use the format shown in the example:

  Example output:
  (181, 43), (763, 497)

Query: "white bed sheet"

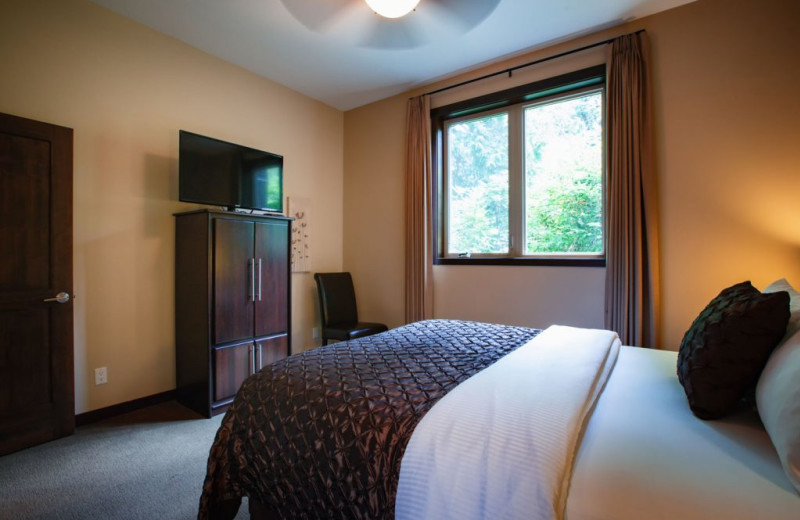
(566, 346), (800, 520)
(395, 326), (620, 520)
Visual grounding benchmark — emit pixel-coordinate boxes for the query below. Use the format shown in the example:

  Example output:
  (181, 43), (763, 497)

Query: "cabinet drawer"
(256, 335), (289, 371)
(213, 342), (252, 403)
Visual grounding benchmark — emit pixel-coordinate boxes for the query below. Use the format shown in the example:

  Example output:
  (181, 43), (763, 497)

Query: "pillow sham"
(677, 281), (789, 420)
(763, 278), (800, 342)
(756, 327), (800, 494)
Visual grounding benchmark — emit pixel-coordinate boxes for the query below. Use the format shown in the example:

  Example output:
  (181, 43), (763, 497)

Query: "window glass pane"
(447, 112), (509, 255)
(524, 91), (603, 254)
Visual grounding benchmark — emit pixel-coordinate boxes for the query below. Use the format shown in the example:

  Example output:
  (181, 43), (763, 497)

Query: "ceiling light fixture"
(364, 0), (421, 19)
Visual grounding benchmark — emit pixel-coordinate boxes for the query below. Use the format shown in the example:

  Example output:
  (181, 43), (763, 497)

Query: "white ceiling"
(88, 0), (695, 111)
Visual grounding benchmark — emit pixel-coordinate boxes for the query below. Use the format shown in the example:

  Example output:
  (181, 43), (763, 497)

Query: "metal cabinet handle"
(249, 258), (255, 302)
(249, 344), (256, 374)
(257, 343), (263, 371)
(44, 292), (71, 304)
(257, 258), (262, 302)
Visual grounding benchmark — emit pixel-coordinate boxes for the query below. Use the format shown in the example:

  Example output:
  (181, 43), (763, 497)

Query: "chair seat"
(324, 322), (389, 342)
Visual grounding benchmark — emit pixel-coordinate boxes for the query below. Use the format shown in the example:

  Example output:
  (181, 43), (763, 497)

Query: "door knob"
(43, 292), (71, 304)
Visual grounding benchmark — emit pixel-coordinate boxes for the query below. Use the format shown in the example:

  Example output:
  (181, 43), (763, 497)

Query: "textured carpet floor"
(0, 401), (248, 520)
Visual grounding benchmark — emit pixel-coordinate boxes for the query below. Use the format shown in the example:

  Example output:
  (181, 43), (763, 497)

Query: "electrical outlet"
(312, 327), (319, 340)
(94, 367), (108, 385)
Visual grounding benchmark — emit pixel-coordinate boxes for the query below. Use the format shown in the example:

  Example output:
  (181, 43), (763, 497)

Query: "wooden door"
(254, 220), (289, 338)
(0, 113), (73, 456)
(213, 218), (255, 345)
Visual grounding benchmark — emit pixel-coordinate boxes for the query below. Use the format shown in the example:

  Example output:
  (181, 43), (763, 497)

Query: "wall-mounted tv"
(179, 130), (283, 213)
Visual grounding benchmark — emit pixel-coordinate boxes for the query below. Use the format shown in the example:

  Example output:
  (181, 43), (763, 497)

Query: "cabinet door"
(255, 335), (288, 371)
(213, 341), (253, 403)
(254, 220), (289, 338)
(214, 219), (255, 344)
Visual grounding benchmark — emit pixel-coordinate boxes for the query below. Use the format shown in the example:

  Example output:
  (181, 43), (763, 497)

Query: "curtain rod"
(420, 29), (645, 98)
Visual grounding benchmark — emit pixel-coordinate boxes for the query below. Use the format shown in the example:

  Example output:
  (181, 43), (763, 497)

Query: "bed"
(199, 283), (800, 520)
(199, 319), (541, 519)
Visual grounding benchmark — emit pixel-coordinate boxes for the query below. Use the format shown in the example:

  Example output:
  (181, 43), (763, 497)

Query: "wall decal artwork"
(288, 197), (311, 272)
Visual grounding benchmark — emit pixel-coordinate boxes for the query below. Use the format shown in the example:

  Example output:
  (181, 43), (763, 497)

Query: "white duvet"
(395, 325), (621, 520)
(566, 346), (800, 520)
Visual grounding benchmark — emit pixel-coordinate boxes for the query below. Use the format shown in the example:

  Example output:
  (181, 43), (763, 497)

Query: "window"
(433, 66), (606, 266)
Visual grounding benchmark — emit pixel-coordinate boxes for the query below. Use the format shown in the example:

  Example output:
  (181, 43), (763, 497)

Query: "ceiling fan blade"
(278, 0), (354, 32)
(358, 15), (433, 49)
(427, 0), (501, 32)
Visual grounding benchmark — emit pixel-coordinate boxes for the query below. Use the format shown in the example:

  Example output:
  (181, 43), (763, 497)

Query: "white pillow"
(756, 326), (800, 494)
(763, 278), (800, 342)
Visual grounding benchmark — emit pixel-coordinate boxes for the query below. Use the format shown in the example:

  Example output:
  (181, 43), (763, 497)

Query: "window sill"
(434, 257), (606, 267)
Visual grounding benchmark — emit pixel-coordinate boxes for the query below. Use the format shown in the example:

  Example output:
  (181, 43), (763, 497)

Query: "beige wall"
(343, 96), (408, 327)
(0, 0), (344, 414)
(343, 0), (800, 348)
(647, 0), (800, 347)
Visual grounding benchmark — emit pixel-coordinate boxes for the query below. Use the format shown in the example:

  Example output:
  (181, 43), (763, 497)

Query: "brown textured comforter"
(198, 319), (540, 519)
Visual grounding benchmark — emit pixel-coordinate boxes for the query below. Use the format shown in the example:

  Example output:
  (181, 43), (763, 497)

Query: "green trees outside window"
(524, 91), (603, 254)
(442, 80), (604, 261)
(447, 112), (509, 254)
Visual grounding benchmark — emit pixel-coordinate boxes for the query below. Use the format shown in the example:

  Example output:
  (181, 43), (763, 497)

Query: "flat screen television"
(179, 130), (284, 213)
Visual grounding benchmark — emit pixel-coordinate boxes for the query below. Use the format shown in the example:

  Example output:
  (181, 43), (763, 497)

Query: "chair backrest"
(314, 272), (359, 327)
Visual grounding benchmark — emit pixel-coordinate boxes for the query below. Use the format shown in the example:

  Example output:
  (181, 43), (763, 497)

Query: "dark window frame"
(431, 65), (607, 267)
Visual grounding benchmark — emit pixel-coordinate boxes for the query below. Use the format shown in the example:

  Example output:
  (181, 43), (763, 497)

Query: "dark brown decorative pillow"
(677, 281), (789, 420)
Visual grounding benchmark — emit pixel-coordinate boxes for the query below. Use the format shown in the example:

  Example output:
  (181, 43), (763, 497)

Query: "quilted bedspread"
(198, 319), (540, 519)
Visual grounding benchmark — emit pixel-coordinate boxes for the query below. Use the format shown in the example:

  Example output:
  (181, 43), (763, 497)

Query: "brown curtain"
(604, 32), (661, 347)
(405, 95), (434, 323)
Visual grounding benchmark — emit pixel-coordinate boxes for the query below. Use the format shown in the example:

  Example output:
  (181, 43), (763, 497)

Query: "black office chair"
(314, 272), (388, 345)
